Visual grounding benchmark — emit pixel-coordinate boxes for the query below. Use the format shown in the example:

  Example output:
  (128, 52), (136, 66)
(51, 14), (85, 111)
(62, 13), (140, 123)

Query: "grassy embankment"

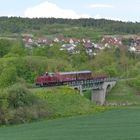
(31, 79), (140, 119)
(31, 86), (107, 118)
(106, 80), (140, 105)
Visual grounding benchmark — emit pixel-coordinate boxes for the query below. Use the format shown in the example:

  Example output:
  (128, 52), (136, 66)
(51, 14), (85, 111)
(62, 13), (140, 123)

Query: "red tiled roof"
(101, 37), (122, 46)
(135, 46), (140, 50)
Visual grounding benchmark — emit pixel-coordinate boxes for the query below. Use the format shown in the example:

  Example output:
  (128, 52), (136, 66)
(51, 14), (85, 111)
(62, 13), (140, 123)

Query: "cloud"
(24, 1), (91, 19)
(24, 1), (125, 22)
(89, 4), (113, 8)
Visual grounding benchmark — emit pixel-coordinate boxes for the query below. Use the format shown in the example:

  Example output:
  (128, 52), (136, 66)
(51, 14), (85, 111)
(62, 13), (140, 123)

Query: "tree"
(0, 39), (11, 57)
(0, 66), (17, 88)
(10, 40), (25, 56)
(92, 50), (115, 69)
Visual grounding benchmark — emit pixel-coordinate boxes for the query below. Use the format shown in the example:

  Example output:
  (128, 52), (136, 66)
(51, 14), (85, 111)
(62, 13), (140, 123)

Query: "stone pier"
(91, 81), (116, 105)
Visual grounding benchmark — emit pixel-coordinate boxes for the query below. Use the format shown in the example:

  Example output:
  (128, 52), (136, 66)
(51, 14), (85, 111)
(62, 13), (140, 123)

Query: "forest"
(0, 17), (140, 34)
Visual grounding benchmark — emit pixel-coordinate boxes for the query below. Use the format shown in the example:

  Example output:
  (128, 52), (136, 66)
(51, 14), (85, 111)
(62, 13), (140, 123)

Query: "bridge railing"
(104, 77), (119, 82)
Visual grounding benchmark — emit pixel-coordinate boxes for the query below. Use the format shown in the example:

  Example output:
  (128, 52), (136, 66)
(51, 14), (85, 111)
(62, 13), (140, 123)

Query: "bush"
(0, 89), (9, 110)
(5, 84), (38, 108)
(0, 66), (17, 88)
(104, 66), (118, 77)
(7, 105), (49, 124)
(0, 84), (50, 125)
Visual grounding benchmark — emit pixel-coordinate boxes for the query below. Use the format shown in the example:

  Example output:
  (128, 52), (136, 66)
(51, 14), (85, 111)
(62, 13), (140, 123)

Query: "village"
(22, 34), (140, 56)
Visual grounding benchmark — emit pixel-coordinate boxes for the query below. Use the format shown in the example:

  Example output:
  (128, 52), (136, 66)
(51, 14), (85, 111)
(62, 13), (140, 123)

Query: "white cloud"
(24, 1), (91, 19)
(89, 4), (113, 8)
(24, 1), (126, 22)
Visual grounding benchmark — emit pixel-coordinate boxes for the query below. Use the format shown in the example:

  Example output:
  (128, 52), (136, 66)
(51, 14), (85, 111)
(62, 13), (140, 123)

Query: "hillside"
(0, 17), (140, 36)
(0, 17), (140, 125)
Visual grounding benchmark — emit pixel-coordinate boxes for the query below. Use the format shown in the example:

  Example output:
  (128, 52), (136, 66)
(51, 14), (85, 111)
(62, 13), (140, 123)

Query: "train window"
(49, 73), (54, 77)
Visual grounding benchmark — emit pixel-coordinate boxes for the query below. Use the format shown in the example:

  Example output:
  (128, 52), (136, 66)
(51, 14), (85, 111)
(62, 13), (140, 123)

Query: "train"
(35, 70), (107, 87)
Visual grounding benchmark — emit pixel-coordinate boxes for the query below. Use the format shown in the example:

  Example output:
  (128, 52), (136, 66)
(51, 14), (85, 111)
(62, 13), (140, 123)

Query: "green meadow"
(1, 108), (140, 140)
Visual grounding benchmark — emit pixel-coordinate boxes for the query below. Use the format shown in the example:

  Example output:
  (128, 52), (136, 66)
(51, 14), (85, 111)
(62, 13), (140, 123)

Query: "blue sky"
(0, 0), (140, 22)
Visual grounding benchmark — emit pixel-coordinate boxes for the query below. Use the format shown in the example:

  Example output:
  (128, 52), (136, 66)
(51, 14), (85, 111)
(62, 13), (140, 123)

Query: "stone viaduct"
(69, 78), (117, 105)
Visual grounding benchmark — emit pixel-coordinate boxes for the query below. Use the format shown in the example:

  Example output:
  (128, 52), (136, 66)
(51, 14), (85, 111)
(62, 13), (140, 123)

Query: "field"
(1, 108), (140, 140)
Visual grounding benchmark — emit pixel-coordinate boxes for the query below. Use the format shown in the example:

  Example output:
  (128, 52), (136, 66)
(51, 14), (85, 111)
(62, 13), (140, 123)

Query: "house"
(131, 36), (140, 46)
(135, 46), (140, 54)
(60, 44), (77, 54)
(101, 37), (122, 47)
(129, 46), (140, 54)
(128, 46), (136, 52)
(93, 43), (103, 50)
(37, 38), (47, 44)
(23, 37), (35, 48)
(71, 38), (81, 44)
(69, 38), (74, 44)
(56, 35), (65, 42)
(82, 38), (91, 43)
(36, 37), (54, 47)
(53, 37), (60, 43)
(83, 42), (94, 56)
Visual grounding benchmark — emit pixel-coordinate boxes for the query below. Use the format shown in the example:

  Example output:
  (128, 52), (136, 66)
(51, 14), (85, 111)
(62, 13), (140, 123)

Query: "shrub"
(0, 89), (9, 110)
(0, 66), (17, 88)
(7, 105), (49, 124)
(5, 84), (39, 108)
(0, 84), (50, 125)
(104, 66), (118, 77)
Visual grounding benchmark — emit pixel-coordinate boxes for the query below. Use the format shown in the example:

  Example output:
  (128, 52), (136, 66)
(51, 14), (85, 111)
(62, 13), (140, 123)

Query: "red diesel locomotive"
(35, 70), (106, 87)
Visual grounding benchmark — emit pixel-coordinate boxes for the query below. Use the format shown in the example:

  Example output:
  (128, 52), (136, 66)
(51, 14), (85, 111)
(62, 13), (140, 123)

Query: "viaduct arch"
(91, 81), (116, 105)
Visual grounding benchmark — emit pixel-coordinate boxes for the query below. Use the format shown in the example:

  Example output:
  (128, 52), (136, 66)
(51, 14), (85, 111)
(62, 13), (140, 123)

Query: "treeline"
(0, 17), (140, 34)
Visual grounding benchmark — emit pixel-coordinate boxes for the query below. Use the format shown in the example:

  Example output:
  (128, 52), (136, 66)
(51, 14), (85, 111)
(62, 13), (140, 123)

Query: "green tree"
(10, 40), (25, 56)
(92, 50), (115, 69)
(0, 39), (11, 57)
(0, 66), (17, 88)
(6, 84), (37, 108)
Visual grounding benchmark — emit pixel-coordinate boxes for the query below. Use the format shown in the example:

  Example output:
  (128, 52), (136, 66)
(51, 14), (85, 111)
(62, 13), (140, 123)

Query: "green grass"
(106, 80), (140, 105)
(31, 86), (107, 118)
(1, 108), (140, 140)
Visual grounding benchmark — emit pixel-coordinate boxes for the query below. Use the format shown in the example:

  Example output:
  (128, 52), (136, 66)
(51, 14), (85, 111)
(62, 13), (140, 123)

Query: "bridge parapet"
(68, 77), (117, 90)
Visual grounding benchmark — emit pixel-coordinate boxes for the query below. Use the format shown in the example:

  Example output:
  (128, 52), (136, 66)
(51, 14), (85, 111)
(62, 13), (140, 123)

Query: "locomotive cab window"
(49, 73), (54, 77)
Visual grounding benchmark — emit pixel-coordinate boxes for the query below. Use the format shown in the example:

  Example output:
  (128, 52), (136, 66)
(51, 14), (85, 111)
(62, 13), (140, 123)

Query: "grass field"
(1, 108), (140, 140)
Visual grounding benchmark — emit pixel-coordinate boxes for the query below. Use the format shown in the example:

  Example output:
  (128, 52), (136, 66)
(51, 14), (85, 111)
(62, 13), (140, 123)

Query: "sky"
(0, 0), (140, 22)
